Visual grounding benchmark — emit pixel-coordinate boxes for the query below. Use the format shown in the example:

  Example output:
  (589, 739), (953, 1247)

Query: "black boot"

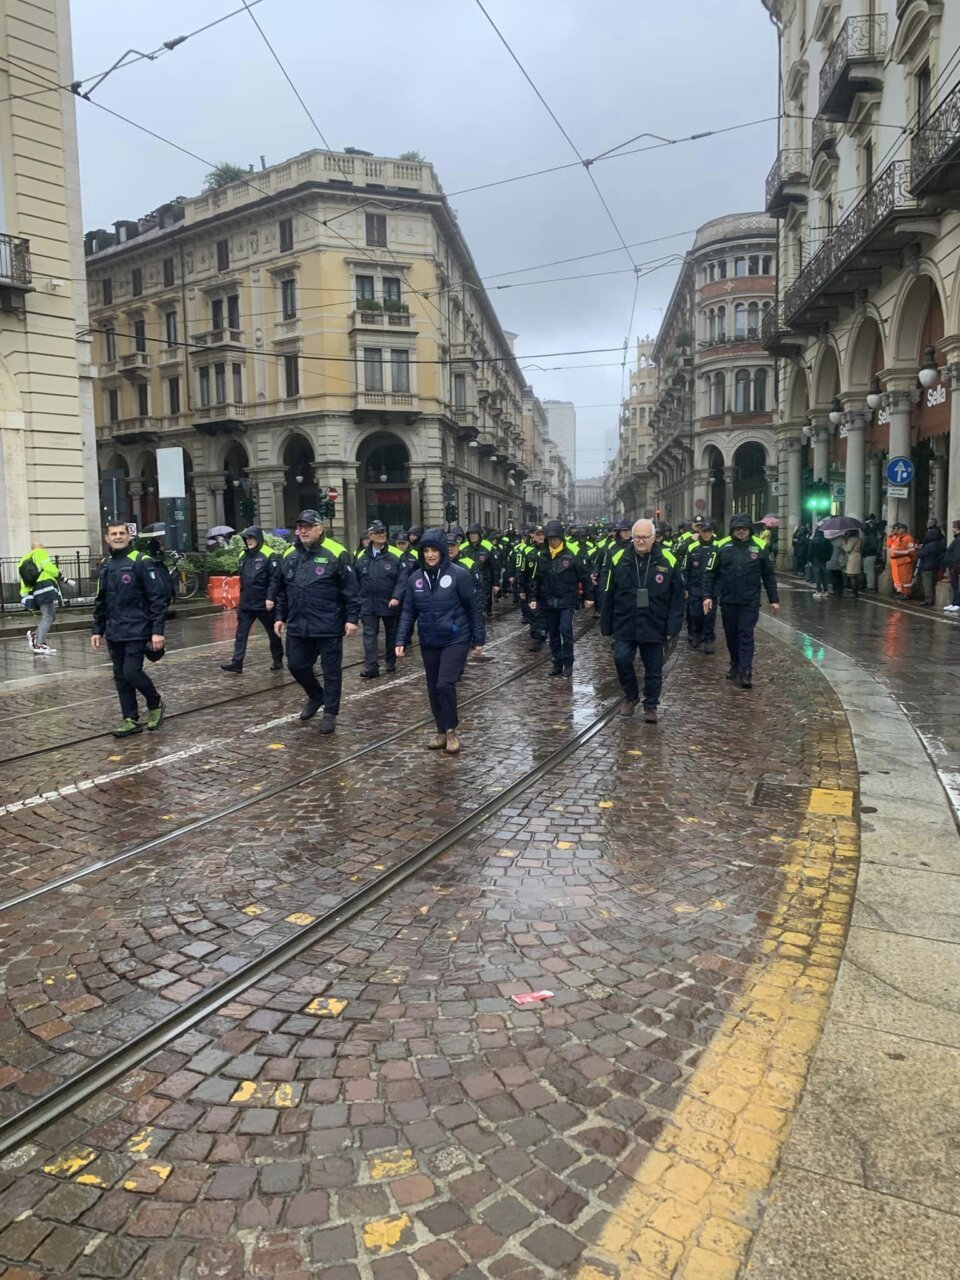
(739, 671), (753, 689)
(549, 664), (564, 677)
(703, 642), (715, 655)
(725, 665), (740, 681)
(300, 697), (323, 721)
(360, 668), (380, 678)
(221, 660), (243, 673)
(270, 659), (283, 672)
(562, 661), (573, 678)
(319, 712), (337, 733)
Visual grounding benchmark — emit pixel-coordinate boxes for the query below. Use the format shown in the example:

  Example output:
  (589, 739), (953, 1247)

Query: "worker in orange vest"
(886, 523), (917, 598)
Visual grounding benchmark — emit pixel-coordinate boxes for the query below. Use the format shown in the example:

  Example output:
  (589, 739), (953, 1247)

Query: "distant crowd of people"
(791, 515), (960, 610)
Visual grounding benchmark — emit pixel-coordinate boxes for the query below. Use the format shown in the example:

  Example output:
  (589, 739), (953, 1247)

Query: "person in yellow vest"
(19, 543), (70, 656)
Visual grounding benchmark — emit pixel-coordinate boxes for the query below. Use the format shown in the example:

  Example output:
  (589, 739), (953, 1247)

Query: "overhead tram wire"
(0, 1), (266, 105)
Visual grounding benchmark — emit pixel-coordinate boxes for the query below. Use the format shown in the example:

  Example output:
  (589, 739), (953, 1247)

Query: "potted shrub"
(356, 297), (382, 314)
(382, 298), (410, 314)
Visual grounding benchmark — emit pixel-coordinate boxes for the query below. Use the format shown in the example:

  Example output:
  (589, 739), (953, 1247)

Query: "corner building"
(85, 149), (537, 548)
(0, 0), (100, 558)
(642, 215), (778, 527)
(762, 0), (960, 564)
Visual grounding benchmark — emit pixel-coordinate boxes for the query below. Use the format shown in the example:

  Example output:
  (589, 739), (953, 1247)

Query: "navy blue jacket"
(274, 537), (360, 637)
(356, 543), (408, 616)
(92, 548), (168, 642)
(237, 531), (279, 611)
(396, 533), (485, 650)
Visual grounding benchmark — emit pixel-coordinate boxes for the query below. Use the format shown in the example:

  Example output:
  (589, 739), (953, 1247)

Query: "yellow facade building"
(85, 148), (539, 547)
(0, 0), (99, 561)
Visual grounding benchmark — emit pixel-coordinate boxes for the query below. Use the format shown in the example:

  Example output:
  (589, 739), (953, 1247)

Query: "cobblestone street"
(0, 601), (878, 1279)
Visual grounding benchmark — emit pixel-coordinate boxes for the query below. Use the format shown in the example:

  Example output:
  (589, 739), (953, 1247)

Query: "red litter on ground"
(512, 990), (554, 1005)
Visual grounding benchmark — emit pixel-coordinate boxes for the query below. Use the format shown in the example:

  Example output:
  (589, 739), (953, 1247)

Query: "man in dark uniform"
(399, 526), (423, 576)
(355, 520), (407, 678)
(683, 519), (717, 653)
(526, 519), (594, 677)
(520, 525), (547, 650)
(704, 512), (779, 689)
(273, 509), (360, 732)
(91, 520), (168, 737)
(221, 526), (284, 674)
(465, 523), (499, 617)
(600, 517), (684, 723)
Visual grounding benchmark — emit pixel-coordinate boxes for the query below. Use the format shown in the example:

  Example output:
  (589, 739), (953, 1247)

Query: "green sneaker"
(146, 701), (165, 732)
(112, 717), (143, 738)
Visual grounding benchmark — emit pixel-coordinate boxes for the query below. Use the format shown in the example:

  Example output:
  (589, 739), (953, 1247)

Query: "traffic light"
(444, 502), (459, 524)
(804, 479), (832, 518)
(316, 497), (335, 520)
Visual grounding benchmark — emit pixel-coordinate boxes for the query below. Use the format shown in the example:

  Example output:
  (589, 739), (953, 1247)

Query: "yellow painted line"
(304, 996), (348, 1017)
(42, 1147), (97, 1178)
(807, 787), (853, 816)
(286, 912), (315, 926)
(363, 1213), (412, 1254)
(369, 1148), (417, 1180)
(576, 767), (858, 1278)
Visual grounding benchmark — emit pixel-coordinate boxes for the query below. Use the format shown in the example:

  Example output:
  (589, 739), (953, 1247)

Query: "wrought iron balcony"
(911, 78), (960, 197)
(812, 115), (839, 161)
(819, 14), (887, 120)
(783, 160), (918, 327)
(0, 233), (32, 301)
(765, 149), (810, 216)
(761, 301), (805, 355)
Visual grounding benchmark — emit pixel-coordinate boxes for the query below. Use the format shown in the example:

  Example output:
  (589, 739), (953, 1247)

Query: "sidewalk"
(746, 616), (960, 1278)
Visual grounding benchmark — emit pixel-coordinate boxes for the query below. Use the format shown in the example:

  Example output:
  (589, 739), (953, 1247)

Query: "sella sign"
(926, 384), (947, 408)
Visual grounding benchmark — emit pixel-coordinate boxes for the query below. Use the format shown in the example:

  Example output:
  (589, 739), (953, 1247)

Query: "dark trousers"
(920, 570), (937, 605)
(542, 606), (575, 666)
(686, 597), (715, 643)
(613, 638), (664, 709)
(108, 639), (161, 720)
(362, 613), (399, 671)
(421, 643), (469, 733)
(828, 569), (844, 597)
(813, 563), (828, 592)
(951, 569), (960, 607)
(720, 604), (760, 674)
(285, 634), (344, 715)
(232, 608), (283, 665)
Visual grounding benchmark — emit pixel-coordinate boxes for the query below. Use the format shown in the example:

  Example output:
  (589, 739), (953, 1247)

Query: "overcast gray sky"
(71, 0), (778, 479)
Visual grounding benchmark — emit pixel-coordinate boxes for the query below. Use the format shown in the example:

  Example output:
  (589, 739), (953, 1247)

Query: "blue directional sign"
(885, 456), (914, 486)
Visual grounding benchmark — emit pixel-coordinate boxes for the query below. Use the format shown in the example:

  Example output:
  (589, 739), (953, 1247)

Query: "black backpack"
(20, 558), (40, 588)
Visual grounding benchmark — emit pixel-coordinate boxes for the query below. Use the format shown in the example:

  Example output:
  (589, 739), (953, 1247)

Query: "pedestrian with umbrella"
(842, 528), (863, 599)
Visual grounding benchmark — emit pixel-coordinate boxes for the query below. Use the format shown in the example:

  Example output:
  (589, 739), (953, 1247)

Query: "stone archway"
(281, 433), (316, 529)
(356, 432), (412, 540)
(732, 441), (768, 522)
(222, 441), (251, 532)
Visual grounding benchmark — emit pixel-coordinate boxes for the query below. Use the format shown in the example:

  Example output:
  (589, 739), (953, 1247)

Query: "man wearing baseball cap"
(272, 509), (360, 732)
(355, 520), (407, 678)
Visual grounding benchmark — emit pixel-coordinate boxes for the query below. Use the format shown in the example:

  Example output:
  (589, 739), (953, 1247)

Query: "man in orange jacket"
(886, 523), (917, 597)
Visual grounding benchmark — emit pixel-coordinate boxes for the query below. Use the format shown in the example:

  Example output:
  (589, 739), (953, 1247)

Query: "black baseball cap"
(296, 509), (322, 526)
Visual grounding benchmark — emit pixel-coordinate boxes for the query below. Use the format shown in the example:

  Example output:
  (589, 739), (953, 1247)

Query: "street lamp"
(828, 395), (843, 427)
(295, 473), (304, 484)
(866, 377), (882, 412)
(918, 345), (939, 390)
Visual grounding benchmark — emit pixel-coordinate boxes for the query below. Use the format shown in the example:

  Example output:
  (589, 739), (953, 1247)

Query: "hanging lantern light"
(828, 395), (843, 427)
(918, 345), (940, 390)
(866, 377), (882, 412)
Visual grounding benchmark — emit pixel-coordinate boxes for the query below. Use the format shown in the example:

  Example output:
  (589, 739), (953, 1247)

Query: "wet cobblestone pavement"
(0, 605), (862, 1278)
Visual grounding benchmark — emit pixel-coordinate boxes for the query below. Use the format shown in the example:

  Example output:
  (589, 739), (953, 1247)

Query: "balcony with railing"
(351, 307), (413, 329)
(0, 233), (32, 307)
(190, 328), (243, 353)
(819, 14), (887, 120)
(108, 416), (163, 445)
(911, 78), (960, 197)
(765, 149), (810, 216)
(783, 160), (918, 327)
(119, 352), (150, 379)
(354, 391), (420, 416)
(193, 402), (246, 434)
(812, 115), (839, 161)
(761, 300), (805, 355)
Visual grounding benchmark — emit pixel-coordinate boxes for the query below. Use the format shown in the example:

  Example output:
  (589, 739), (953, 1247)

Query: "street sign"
(885, 456), (914, 486)
(326, 487), (339, 502)
(887, 484), (909, 499)
(770, 482), (781, 496)
(833, 484), (845, 498)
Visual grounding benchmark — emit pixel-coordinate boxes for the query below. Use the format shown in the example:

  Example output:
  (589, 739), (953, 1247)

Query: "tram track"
(0, 677), (621, 1156)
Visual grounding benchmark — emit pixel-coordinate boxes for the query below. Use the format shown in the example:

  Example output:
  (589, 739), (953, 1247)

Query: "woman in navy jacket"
(395, 528), (485, 754)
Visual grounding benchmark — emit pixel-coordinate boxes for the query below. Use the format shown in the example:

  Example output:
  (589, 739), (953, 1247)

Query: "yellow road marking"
(576, 770), (858, 1278)
(241, 904), (263, 915)
(369, 1149), (417, 1180)
(285, 912), (315, 926)
(304, 996), (348, 1017)
(42, 1147), (97, 1178)
(363, 1213), (412, 1253)
(807, 787), (853, 816)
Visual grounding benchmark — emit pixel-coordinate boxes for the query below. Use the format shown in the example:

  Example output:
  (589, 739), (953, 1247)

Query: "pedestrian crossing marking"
(807, 788), (853, 816)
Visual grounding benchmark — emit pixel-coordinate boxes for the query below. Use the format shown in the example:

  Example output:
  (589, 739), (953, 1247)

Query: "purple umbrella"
(819, 515), (862, 539)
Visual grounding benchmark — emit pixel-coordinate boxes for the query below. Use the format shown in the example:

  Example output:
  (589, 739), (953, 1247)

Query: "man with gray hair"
(599, 518), (684, 722)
